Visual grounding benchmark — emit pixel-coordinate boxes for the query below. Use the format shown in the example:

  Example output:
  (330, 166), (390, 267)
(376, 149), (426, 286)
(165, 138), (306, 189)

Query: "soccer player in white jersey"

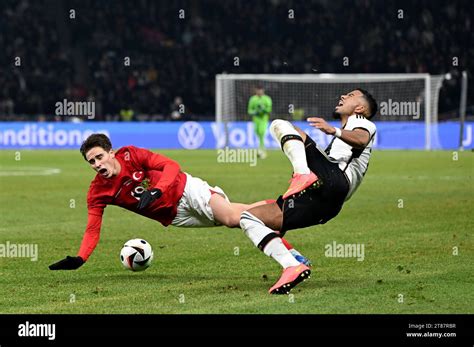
(239, 88), (377, 294)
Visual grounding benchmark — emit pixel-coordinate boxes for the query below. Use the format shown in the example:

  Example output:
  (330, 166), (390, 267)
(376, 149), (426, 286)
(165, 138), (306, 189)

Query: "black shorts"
(276, 135), (349, 233)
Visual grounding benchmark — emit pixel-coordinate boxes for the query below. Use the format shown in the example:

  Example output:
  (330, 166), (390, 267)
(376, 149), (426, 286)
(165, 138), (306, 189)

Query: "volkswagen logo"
(178, 121), (205, 149)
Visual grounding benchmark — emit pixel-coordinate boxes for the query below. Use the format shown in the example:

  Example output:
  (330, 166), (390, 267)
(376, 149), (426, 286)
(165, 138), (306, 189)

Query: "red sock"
(281, 237), (293, 250)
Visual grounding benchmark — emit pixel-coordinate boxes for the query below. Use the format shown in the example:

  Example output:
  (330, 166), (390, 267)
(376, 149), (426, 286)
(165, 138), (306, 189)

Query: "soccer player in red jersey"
(49, 134), (309, 270)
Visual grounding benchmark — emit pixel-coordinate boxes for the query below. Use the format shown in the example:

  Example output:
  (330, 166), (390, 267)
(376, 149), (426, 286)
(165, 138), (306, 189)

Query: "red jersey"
(78, 146), (187, 261)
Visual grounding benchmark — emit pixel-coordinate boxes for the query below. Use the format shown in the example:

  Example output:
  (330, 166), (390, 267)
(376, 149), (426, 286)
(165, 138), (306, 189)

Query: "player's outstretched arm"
(49, 213), (103, 270)
(307, 117), (370, 148)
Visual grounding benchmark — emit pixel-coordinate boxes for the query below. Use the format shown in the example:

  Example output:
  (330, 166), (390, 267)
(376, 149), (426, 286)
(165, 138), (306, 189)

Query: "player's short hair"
(80, 133), (112, 160)
(356, 88), (377, 119)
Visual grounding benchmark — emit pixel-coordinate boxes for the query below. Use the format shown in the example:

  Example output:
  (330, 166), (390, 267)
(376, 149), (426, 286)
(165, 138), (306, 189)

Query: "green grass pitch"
(0, 149), (473, 313)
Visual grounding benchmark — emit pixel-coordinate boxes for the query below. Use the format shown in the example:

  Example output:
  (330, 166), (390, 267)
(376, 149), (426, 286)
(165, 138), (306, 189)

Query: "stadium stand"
(0, 0), (472, 121)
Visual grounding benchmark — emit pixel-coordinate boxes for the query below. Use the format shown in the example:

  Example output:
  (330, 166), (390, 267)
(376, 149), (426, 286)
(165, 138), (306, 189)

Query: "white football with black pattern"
(120, 239), (153, 271)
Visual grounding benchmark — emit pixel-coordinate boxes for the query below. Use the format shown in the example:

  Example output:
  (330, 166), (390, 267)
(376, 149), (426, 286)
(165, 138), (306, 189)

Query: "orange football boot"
(282, 172), (318, 199)
(268, 264), (311, 295)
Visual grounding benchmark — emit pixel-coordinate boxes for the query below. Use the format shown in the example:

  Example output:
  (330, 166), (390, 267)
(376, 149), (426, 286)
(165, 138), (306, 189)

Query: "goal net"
(215, 74), (445, 149)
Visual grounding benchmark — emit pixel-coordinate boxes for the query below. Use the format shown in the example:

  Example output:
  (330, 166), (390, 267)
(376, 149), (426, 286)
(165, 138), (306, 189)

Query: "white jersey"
(325, 114), (376, 201)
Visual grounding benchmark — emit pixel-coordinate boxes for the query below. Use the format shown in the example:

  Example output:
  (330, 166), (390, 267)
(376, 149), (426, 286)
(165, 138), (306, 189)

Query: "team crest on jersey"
(132, 171), (144, 181)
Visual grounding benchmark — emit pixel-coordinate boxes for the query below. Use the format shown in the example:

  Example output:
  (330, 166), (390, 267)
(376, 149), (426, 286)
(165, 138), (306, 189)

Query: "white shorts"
(171, 173), (229, 228)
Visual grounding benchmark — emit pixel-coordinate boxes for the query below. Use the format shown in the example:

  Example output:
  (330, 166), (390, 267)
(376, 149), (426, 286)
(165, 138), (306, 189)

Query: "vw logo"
(178, 121), (205, 149)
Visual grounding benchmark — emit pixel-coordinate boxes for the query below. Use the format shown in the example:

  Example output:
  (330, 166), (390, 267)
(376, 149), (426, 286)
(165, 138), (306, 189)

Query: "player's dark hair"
(356, 88), (377, 119)
(80, 133), (112, 160)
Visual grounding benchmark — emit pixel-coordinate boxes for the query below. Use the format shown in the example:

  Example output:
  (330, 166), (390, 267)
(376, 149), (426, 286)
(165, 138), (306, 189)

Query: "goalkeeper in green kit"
(248, 86), (272, 158)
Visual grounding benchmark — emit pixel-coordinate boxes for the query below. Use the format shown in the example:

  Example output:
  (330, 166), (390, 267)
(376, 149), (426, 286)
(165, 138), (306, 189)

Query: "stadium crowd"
(0, 0), (471, 120)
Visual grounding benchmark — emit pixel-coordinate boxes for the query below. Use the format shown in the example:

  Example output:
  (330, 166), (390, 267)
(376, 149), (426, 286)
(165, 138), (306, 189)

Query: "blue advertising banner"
(0, 121), (472, 150)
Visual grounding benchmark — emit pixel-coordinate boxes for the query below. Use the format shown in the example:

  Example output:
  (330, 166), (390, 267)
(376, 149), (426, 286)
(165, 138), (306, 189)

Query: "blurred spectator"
(169, 96), (184, 121)
(0, 97), (14, 115)
(119, 107), (135, 121)
(0, 0), (472, 120)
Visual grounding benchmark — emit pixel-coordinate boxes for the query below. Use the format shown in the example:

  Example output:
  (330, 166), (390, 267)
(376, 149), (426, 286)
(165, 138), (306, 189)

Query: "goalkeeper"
(247, 86), (272, 158)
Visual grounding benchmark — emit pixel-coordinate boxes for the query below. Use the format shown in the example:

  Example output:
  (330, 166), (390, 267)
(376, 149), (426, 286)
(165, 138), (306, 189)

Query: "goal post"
(215, 73), (446, 150)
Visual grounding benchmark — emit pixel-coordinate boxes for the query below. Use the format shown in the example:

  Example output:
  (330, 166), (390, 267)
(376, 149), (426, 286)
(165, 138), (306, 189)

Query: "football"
(120, 239), (153, 272)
